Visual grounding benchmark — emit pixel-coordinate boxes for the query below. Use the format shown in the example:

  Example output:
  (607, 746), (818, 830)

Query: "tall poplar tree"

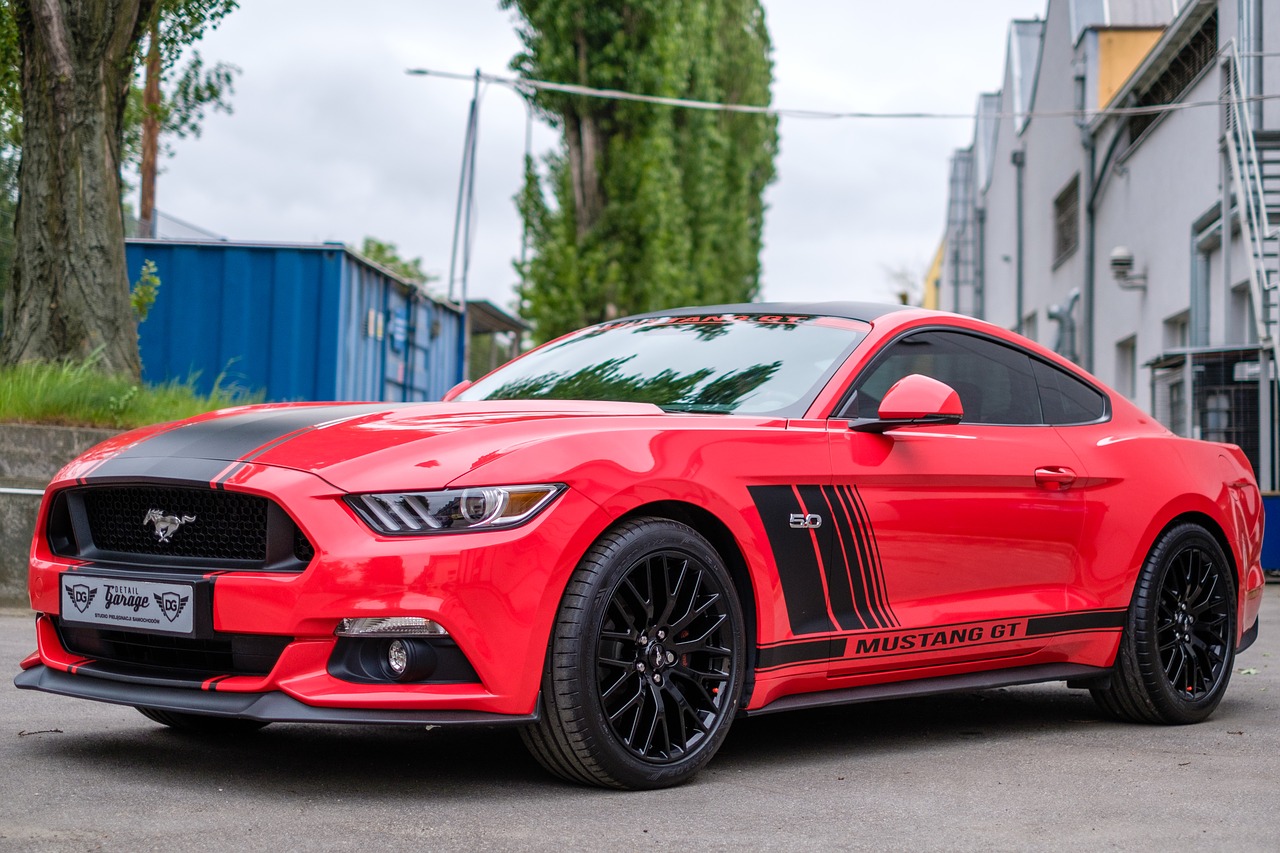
(504, 0), (778, 342)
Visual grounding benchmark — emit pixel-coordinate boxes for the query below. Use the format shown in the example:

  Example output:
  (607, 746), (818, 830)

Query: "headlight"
(345, 484), (564, 535)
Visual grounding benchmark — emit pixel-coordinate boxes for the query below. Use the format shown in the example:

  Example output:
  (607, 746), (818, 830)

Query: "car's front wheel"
(1091, 522), (1236, 724)
(522, 517), (746, 789)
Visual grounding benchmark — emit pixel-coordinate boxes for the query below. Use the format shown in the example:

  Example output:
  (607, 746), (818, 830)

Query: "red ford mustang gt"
(15, 303), (1266, 789)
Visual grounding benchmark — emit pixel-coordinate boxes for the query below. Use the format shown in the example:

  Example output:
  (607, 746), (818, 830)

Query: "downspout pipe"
(1085, 119), (1131, 374)
(975, 207), (987, 320)
(1012, 149), (1026, 334)
(1076, 66), (1095, 373)
(1081, 137), (1096, 372)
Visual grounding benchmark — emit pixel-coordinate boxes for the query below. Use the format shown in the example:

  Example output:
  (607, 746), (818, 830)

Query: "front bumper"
(14, 664), (538, 726)
(25, 463), (614, 717)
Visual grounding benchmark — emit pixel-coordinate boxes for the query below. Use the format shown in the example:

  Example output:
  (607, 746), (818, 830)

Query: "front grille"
(58, 622), (291, 677)
(51, 485), (316, 572)
(84, 487), (268, 560)
(294, 527), (316, 564)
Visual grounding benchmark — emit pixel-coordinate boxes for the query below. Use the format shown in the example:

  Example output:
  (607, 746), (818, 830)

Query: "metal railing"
(1223, 43), (1278, 345)
(1222, 42), (1278, 490)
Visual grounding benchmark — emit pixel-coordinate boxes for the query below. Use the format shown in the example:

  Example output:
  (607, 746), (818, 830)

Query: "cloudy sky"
(151, 1), (1048, 312)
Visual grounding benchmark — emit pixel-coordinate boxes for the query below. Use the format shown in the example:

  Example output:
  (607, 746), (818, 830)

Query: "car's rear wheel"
(135, 706), (269, 734)
(522, 517), (746, 789)
(1091, 523), (1235, 724)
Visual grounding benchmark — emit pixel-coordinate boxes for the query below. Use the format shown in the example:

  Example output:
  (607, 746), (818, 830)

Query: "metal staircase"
(1223, 44), (1279, 489)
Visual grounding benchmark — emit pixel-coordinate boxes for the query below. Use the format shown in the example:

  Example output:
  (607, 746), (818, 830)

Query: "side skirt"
(742, 662), (1110, 717)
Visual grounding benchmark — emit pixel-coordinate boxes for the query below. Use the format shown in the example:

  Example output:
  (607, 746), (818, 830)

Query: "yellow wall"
(1098, 29), (1165, 109)
(923, 239), (944, 310)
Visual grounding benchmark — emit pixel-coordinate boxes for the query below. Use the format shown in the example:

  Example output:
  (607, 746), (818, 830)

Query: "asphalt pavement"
(2, 587), (1278, 852)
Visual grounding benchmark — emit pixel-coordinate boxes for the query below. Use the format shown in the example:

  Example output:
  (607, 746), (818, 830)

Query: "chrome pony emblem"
(143, 509), (197, 543)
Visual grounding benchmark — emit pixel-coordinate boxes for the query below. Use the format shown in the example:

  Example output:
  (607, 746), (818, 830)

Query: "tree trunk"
(137, 15), (160, 238)
(0, 0), (157, 377)
(566, 27), (603, 241)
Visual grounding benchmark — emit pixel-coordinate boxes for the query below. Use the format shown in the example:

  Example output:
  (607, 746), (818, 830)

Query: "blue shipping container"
(126, 239), (465, 403)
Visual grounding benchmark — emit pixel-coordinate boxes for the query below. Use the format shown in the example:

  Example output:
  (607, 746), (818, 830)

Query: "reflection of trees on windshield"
(482, 354), (781, 413)
(683, 363), (780, 411)
(634, 323), (732, 342)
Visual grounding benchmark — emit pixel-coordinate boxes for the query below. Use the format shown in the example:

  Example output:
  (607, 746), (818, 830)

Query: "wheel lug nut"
(639, 635), (648, 644)
(636, 662), (646, 672)
(654, 674), (663, 684)
(666, 652), (676, 664)
(657, 630), (666, 640)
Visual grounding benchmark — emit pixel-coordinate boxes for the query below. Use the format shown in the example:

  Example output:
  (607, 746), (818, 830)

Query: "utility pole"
(137, 16), (161, 238)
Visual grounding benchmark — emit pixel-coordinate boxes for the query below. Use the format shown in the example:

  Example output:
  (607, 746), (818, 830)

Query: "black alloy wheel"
(1154, 538), (1233, 699)
(1091, 523), (1236, 724)
(522, 517), (746, 789)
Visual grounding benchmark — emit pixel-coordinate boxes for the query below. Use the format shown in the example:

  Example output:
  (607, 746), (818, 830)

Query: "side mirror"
(849, 374), (964, 433)
(442, 379), (473, 402)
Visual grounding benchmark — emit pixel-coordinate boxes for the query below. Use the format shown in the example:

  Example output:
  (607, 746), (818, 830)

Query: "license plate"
(60, 575), (195, 636)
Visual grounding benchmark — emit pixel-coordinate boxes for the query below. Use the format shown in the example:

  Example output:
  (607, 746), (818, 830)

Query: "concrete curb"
(0, 424), (121, 608)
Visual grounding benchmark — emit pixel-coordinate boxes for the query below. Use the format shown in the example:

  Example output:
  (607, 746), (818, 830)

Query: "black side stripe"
(823, 484), (899, 630)
(758, 638), (848, 670)
(748, 485), (836, 635)
(1025, 609), (1126, 636)
(838, 485), (899, 629)
(749, 484), (899, 637)
(756, 608), (1129, 671)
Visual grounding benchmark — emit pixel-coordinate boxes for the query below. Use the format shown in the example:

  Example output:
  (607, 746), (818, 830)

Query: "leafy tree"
(504, 0), (778, 343)
(136, 0), (239, 237)
(359, 237), (437, 287)
(0, 6), (20, 316)
(0, 1), (237, 375)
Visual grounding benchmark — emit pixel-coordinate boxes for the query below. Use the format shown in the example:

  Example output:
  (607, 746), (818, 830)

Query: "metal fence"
(1150, 346), (1278, 490)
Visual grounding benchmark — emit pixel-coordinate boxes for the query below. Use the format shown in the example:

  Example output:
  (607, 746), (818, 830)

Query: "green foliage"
(0, 5), (19, 150)
(503, 0), (778, 342)
(359, 237), (437, 287)
(0, 357), (262, 429)
(0, 5), (20, 322)
(148, 0), (238, 71)
(0, 1), (239, 173)
(130, 259), (162, 322)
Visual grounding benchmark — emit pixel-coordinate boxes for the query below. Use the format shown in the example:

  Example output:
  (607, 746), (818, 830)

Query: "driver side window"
(845, 330), (1043, 425)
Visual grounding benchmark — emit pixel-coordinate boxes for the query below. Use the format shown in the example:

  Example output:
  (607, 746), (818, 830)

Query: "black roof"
(625, 301), (913, 323)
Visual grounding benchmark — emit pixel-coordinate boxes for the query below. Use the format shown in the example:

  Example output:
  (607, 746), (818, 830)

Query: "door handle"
(1034, 466), (1077, 490)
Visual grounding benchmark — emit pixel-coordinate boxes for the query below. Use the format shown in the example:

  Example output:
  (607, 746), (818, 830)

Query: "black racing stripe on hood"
(101, 404), (395, 465)
(86, 455), (238, 485)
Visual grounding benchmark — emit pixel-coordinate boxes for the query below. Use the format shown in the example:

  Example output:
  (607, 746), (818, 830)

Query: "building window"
(1127, 11), (1217, 143)
(1163, 311), (1189, 350)
(1115, 336), (1137, 399)
(1022, 312), (1038, 342)
(1229, 282), (1258, 344)
(1053, 177), (1080, 265)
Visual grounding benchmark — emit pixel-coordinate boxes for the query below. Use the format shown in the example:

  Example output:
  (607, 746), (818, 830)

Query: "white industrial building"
(938, 0), (1278, 492)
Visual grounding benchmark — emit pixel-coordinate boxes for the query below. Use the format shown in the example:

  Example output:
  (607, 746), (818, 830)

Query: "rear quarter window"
(1032, 360), (1108, 425)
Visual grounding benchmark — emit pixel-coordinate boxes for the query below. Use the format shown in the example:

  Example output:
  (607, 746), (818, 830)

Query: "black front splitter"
(14, 665), (538, 727)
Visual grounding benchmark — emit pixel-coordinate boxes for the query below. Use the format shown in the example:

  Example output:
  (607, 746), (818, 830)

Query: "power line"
(407, 65), (1280, 123)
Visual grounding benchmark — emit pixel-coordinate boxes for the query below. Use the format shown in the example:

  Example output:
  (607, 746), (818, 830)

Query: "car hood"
(75, 400), (683, 492)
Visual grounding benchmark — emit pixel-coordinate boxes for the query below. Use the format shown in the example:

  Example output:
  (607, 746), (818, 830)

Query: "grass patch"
(0, 359), (263, 429)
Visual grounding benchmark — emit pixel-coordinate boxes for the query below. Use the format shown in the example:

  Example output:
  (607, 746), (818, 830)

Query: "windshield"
(456, 313), (867, 415)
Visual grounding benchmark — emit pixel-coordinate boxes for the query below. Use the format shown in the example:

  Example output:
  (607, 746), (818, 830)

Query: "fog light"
(382, 638), (437, 682)
(387, 639), (409, 677)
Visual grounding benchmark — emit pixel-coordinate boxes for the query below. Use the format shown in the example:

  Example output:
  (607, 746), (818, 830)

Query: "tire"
(521, 517), (746, 789)
(136, 706), (269, 734)
(1091, 523), (1236, 724)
